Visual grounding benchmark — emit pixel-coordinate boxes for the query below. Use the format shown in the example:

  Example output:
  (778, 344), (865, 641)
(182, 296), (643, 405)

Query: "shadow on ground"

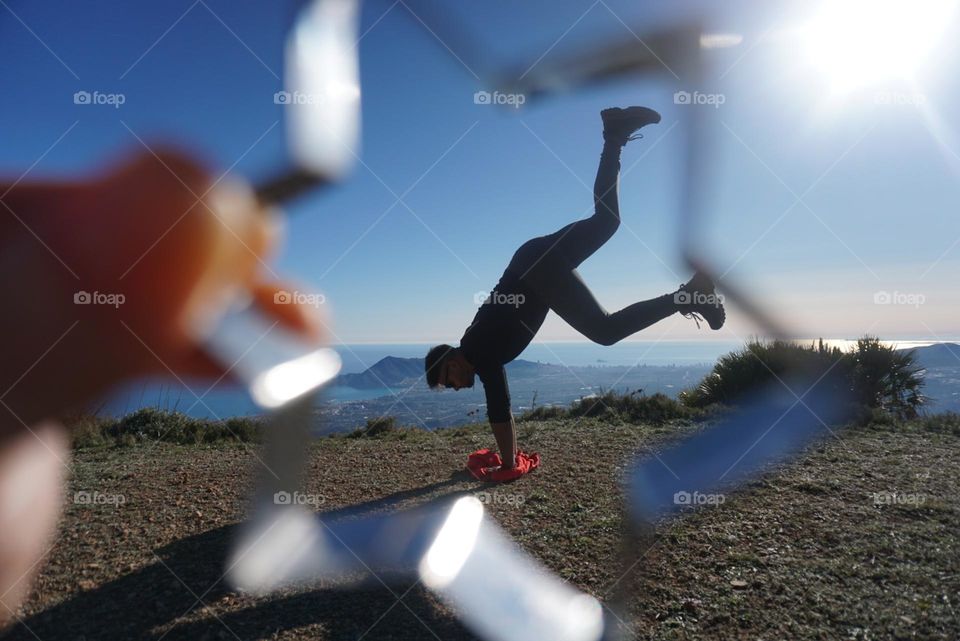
(5, 477), (480, 641)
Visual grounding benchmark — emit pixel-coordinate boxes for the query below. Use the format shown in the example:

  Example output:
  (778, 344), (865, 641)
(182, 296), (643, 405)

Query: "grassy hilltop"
(5, 412), (959, 640)
(4, 338), (959, 640)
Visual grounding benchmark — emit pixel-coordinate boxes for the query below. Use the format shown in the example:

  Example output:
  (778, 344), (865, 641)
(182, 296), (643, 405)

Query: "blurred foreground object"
(255, 0), (362, 205)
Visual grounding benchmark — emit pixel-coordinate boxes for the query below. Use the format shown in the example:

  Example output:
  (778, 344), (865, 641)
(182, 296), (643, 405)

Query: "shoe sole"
(602, 106), (661, 125)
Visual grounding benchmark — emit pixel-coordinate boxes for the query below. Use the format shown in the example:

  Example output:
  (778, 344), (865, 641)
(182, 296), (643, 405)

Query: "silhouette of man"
(426, 107), (724, 472)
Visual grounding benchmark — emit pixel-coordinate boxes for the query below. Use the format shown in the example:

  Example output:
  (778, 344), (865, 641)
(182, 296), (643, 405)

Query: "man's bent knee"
(583, 326), (619, 347)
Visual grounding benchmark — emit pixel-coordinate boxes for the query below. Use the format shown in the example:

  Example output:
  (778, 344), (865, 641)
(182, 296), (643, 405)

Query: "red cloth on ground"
(466, 448), (540, 482)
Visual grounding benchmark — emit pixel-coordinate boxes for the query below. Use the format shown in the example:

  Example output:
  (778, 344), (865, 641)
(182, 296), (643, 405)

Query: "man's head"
(425, 344), (475, 390)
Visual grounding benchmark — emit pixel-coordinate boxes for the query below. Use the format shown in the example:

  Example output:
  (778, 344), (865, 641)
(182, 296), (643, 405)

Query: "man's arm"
(490, 417), (517, 469)
(478, 366), (517, 468)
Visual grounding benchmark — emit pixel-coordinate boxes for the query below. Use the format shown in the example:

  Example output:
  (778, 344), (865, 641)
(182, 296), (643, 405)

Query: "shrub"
(69, 407), (262, 448)
(682, 337), (926, 421)
(348, 416), (422, 439)
(857, 406), (902, 429)
(69, 415), (117, 449)
(218, 416), (262, 443)
(916, 411), (960, 435)
(519, 389), (696, 425)
(680, 339), (845, 409)
(848, 337), (925, 419)
(519, 405), (567, 421)
(108, 408), (205, 443)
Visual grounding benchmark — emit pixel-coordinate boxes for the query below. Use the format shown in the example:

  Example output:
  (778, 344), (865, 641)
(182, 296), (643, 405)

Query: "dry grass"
(3, 417), (958, 640)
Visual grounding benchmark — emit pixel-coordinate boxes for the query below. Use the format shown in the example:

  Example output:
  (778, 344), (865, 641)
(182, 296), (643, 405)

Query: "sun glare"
(803, 0), (956, 92)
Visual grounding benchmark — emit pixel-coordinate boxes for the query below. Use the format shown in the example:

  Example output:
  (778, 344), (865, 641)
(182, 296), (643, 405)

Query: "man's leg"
(513, 107), (661, 280)
(518, 139), (625, 281)
(530, 267), (677, 346)
(515, 107), (677, 344)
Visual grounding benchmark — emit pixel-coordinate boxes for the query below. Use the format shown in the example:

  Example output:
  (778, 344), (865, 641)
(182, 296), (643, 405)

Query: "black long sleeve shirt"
(459, 269), (549, 422)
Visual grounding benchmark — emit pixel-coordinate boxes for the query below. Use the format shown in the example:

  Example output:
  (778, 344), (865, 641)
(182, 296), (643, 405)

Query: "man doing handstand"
(425, 106), (724, 473)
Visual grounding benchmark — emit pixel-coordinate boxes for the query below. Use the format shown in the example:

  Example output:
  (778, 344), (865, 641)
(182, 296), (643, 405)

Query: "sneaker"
(675, 272), (725, 330)
(601, 106), (662, 145)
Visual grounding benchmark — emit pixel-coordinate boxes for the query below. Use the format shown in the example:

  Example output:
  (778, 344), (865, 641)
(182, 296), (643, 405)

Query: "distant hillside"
(335, 356), (552, 389)
(906, 343), (960, 368)
(336, 356), (423, 389)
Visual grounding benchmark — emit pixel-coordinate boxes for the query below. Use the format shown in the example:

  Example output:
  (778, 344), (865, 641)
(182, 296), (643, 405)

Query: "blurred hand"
(0, 148), (324, 625)
(0, 147), (324, 434)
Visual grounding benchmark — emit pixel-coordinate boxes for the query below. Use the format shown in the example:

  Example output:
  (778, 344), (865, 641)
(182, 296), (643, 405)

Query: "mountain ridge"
(333, 343), (960, 391)
(335, 356), (551, 389)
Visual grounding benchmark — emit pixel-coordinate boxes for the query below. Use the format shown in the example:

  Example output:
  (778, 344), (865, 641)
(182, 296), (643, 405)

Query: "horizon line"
(332, 337), (960, 347)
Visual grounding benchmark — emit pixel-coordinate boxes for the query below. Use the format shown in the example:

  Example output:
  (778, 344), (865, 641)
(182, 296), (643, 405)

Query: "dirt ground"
(3, 418), (958, 640)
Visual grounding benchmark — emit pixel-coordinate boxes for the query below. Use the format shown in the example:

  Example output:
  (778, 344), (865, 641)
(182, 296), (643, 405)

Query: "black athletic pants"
(506, 141), (677, 346)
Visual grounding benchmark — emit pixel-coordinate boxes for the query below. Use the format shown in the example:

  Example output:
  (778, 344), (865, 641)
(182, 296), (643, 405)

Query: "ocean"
(99, 339), (954, 419)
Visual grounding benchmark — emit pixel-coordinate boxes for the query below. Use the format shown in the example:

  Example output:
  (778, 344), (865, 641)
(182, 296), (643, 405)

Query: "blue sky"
(2, 0), (959, 348)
